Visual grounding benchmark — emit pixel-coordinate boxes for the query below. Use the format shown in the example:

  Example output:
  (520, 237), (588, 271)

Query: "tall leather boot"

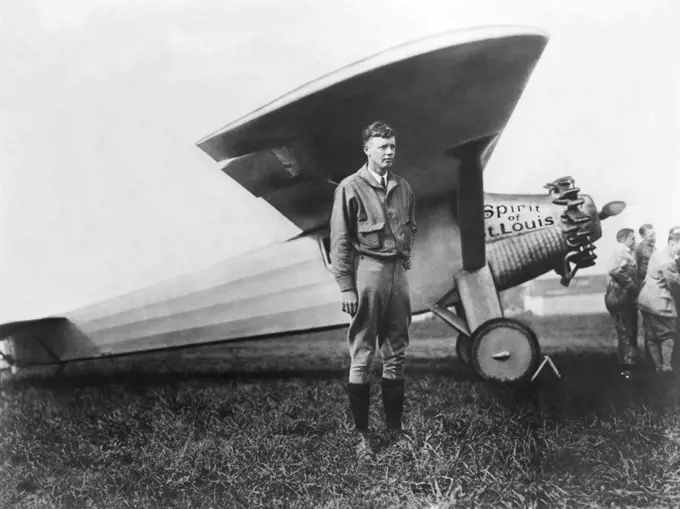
(381, 378), (405, 431)
(347, 382), (371, 432)
(347, 382), (373, 460)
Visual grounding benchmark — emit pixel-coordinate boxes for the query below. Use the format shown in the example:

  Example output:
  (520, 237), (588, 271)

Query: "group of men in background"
(605, 224), (680, 381)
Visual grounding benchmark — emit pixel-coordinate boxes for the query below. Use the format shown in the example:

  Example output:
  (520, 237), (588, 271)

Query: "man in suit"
(637, 227), (680, 376)
(330, 121), (417, 460)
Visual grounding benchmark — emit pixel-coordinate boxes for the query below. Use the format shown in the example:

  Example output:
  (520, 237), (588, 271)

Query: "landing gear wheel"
(456, 335), (472, 365)
(470, 318), (540, 383)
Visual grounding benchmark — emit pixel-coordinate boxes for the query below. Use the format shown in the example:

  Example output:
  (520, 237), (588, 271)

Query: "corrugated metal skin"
(68, 236), (348, 358)
(6, 237), (349, 364)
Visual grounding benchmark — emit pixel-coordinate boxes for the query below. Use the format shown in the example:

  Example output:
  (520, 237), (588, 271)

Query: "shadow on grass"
(5, 348), (672, 420)
(3, 356), (479, 392)
(481, 351), (679, 423)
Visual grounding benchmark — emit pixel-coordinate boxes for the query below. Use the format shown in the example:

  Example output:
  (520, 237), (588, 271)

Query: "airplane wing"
(0, 27), (548, 368)
(197, 26), (548, 239)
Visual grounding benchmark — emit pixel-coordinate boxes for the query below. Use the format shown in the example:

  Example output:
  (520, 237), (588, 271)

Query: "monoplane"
(0, 26), (625, 382)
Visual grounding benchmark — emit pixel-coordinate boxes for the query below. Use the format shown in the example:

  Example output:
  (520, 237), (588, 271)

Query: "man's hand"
(402, 258), (412, 270)
(342, 290), (358, 316)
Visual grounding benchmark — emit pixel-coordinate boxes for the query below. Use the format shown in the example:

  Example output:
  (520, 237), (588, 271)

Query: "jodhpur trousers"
(608, 304), (638, 366)
(641, 311), (677, 372)
(347, 255), (411, 384)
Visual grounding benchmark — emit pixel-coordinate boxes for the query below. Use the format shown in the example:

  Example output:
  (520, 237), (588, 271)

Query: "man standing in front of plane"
(637, 227), (680, 377)
(634, 224), (657, 368)
(330, 121), (417, 460)
(604, 228), (640, 380)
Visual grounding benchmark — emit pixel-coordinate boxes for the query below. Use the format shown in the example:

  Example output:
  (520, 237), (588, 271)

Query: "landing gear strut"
(456, 335), (472, 366)
(432, 284), (541, 383)
(453, 303), (472, 365)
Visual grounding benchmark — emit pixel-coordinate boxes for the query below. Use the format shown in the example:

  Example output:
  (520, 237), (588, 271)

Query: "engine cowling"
(484, 176), (622, 291)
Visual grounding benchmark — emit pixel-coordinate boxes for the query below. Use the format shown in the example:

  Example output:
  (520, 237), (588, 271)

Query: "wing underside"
(198, 27), (548, 233)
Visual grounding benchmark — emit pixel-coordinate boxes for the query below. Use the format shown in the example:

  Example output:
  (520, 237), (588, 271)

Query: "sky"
(0, 0), (678, 323)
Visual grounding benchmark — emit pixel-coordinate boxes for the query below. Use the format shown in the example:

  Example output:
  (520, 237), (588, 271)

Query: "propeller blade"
(599, 200), (626, 220)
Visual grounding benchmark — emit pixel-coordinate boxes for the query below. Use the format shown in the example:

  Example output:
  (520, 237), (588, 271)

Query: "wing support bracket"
(431, 304), (470, 337)
(450, 135), (498, 271)
(430, 287), (470, 337)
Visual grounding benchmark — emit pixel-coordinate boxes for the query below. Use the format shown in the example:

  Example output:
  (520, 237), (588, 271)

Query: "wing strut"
(454, 135), (497, 271)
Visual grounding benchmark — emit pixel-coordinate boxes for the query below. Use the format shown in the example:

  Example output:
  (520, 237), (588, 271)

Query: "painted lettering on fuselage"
(484, 202), (557, 240)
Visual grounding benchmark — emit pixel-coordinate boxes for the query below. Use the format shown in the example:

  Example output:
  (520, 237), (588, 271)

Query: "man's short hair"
(362, 121), (396, 146)
(639, 223), (654, 235)
(668, 226), (680, 243)
(617, 228), (634, 243)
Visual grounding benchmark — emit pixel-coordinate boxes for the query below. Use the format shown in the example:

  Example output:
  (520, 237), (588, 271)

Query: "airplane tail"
(0, 318), (98, 368)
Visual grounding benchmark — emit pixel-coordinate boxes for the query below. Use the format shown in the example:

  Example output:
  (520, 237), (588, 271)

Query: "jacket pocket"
(358, 221), (383, 249)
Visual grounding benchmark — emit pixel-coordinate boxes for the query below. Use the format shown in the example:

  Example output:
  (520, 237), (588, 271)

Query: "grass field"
(2, 313), (680, 508)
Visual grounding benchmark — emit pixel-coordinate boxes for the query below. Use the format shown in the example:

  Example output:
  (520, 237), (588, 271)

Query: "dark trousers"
(608, 304), (638, 366)
(641, 311), (678, 371)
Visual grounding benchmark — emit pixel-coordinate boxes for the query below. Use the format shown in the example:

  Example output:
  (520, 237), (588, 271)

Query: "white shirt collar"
(609, 242), (634, 271)
(614, 242), (633, 256)
(614, 242), (632, 255)
(366, 164), (388, 186)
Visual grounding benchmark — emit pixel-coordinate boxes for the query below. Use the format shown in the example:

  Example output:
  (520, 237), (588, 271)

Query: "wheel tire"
(470, 318), (540, 383)
(456, 335), (472, 365)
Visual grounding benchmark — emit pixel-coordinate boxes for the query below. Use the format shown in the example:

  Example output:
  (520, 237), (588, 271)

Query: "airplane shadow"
(3, 349), (677, 427)
(0, 349), (656, 398)
(478, 352), (679, 421)
(2, 357), (480, 392)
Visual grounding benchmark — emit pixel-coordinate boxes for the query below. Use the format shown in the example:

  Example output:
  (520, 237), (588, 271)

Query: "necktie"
(380, 176), (386, 190)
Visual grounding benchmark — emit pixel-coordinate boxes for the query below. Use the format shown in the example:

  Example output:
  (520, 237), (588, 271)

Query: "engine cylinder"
(486, 225), (567, 291)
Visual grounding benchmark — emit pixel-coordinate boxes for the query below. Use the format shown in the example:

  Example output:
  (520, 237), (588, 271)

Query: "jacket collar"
(357, 164), (399, 193)
(615, 242), (633, 256)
